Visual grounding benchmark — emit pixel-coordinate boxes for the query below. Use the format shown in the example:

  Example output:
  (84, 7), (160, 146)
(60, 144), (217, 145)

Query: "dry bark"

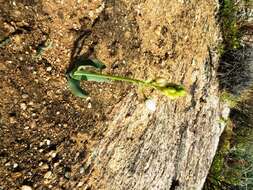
(78, 1), (227, 189)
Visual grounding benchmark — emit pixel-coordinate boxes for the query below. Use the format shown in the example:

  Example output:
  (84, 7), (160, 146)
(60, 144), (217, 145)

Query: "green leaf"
(66, 58), (107, 98)
(89, 59), (106, 69)
(67, 77), (87, 98)
(73, 56), (106, 70)
(73, 70), (111, 82)
(158, 84), (186, 99)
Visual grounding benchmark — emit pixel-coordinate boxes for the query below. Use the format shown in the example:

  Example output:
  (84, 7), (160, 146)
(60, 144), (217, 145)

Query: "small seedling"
(67, 58), (186, 99)
(35, 38), (53, 58)
(0, 37), (11, 48)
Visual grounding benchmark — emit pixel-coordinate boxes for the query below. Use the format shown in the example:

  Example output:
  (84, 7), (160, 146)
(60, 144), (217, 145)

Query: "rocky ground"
(0, 0), (223, 189)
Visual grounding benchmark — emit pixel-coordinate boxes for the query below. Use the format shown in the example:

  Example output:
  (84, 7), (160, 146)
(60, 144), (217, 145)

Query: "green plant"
(67, 58), (186, 99)
(35, 38), (53, 57)
(0, 36), (11, 48)
(220, 91), (239, 108)
(205, 92), (253, 190)
(219, 0), (241, 50)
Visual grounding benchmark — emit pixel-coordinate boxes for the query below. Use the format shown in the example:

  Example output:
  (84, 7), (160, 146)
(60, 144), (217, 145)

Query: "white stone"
(46, 67), (52, 72)
(13, 163), (18, 168)
(45, 139), (51, 146)
(22, 94), (29, 99)
(21, 185), (33, 190)
(145, 99), (156, 112)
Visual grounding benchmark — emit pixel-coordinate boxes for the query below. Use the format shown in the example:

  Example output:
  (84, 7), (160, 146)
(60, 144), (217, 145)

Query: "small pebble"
(88, 11), (94, 17)
(9, 117), (16, 124)
(22, 94), (29, 99)
(20, 103), (27, 110)
(45, 139), (51, 146)
(39, 141), (44, 146)
(13, 163), (18, 168)
(46, 67), (52, 72)
(79, 167), (84, 174)
(40, 163), (49, 170)
(87, 103), (92, 109)
(64, 172), (70, 179)
(77, 181), (84, 187)
(28, 101), (34, 106)
(145, 99), (156, 112)
(21, 185), (33, 190)
(49, 151), (57, 158)
(44, 171), (52, 179)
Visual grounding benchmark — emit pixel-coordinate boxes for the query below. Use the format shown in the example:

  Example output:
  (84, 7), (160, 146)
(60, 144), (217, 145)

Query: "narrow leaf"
(73, 70), (111, 82)
(73, 56), (106, 70)
(67, 77), (87, 98)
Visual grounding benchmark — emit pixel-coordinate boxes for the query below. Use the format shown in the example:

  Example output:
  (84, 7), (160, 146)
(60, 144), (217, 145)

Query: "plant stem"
(73, 70), (186, 99)
(74, 70), (150, 86)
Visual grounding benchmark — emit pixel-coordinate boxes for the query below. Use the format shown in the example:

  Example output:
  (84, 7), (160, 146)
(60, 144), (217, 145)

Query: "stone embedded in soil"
(21, 185), (33, 190)
(20, 103), (27, 110)
(21, 94), (29, 99)
(46, 67), (52, 72)
(48, 151), (57, 158)
(13, 163), (18, 169)
(145, 99), (156, 112)
(40, 163), (49, 170)
(79, 167), (85, 174)
(64, 171), (71, 179)
(77, 181), (84, 187)
(44, 171), (52, 179)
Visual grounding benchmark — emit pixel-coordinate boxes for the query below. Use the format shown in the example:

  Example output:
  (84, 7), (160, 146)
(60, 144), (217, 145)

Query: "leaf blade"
(73, 70), (111, 83)
(67, 77), (88, 98)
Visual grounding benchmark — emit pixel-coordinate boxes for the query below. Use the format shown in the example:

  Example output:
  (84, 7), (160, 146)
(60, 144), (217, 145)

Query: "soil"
(0, 0), (220, 189)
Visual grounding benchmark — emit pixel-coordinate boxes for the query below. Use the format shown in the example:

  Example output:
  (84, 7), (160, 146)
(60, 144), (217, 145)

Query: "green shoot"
(0, 37), (11, 48)
(35, 39), (53, 58)
(67, 58), (186, 99)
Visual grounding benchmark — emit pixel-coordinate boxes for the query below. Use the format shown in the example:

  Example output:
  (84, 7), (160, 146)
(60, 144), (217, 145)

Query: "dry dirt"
(0, 0), (221, 189)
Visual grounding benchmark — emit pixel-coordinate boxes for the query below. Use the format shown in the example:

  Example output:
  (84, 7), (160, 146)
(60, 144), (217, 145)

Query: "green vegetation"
(205, 91), (253, 189)
(0, 36), (11, 48)
(35, 38), (53, 58)
(205, 89), (253, 189)
(204, 0), (253, 189)
(220, 91), (239, 108)
(219, 0), (241, 50)
(67, 58), (186, 99)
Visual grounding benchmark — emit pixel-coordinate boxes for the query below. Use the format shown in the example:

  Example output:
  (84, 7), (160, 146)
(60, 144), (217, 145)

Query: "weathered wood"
(79, 0), (227, 189)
